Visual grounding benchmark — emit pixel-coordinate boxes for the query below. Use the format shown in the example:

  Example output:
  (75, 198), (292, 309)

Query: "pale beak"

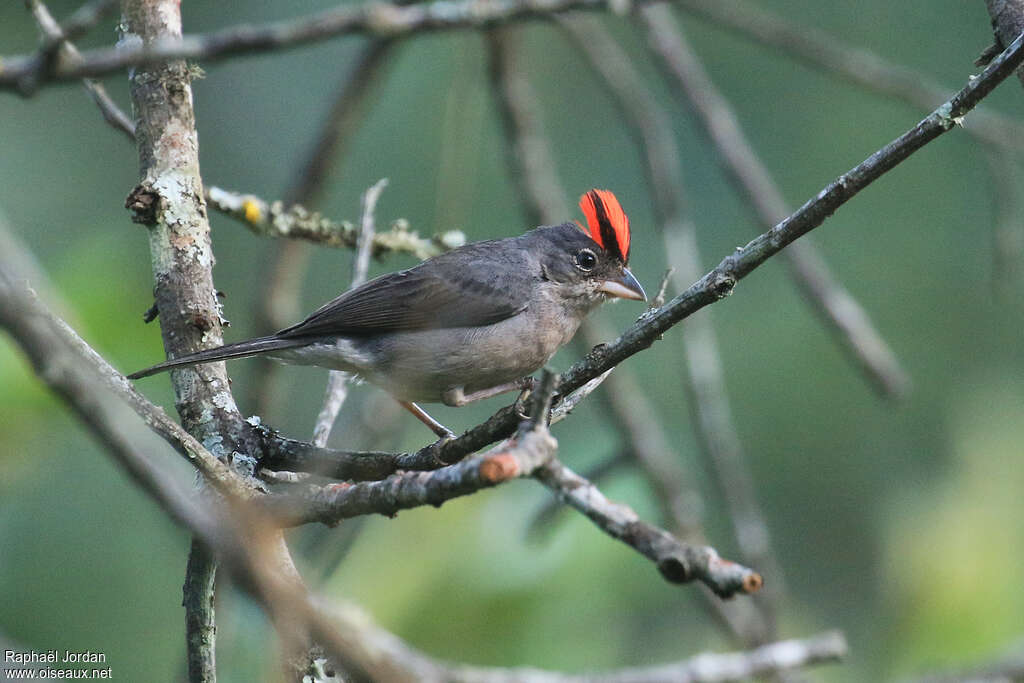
(599, 267), (647, 301)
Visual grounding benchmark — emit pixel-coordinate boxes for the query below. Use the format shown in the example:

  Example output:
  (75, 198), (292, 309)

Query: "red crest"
(578, 189), (631, 263)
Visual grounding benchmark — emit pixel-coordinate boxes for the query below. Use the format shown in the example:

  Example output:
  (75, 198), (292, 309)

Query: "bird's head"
(532, 189), (646, 307)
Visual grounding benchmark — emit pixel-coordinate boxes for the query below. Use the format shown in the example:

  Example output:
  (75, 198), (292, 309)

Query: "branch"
(671, 0), (1024, 155)
(533, 458), (761, 597)
(267, 437), (763, 597)
(183, 539), (217, 683)
(0, 274), (250, 499)
(119, 2), (280, 680)
(0, 274), (229, 543)
(1, 0), (649, 92)
(205, 185), (464, 259)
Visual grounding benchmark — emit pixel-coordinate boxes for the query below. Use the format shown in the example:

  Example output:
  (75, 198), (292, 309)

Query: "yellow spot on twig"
(242, 199), (263, 224)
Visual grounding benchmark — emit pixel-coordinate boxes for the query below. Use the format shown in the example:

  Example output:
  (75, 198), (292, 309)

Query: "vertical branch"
(251, 41), (394, 417)
(121, 3), (236, 679)
(120, 2), (319, 679)
(639, 4), (910, 399)
(311, 178), (388, 447)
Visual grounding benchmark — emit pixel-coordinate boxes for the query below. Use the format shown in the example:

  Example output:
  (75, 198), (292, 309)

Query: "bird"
(128, 189), (646, 438)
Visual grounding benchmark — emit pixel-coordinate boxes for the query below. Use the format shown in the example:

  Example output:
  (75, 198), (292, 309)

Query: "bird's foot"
(512, 377), (539, 419)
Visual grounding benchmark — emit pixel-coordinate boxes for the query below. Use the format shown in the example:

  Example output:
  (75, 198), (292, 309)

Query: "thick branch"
(267, 422), (560, 526)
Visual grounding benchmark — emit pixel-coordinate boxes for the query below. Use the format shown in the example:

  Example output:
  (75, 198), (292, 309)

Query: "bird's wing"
(276, 249), (529, 338)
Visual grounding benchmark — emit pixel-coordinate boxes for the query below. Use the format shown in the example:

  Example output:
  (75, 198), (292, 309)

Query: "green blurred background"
(2, 1), (1023, 680)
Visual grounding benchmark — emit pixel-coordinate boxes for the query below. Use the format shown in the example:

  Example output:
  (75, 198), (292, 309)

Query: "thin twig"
(1, 0), (653, 92)
(635, 6), (910, 399)
(311, 178), (388, 448)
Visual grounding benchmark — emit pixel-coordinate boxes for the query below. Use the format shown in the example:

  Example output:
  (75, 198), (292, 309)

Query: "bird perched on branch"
(129, 189), (646, 437)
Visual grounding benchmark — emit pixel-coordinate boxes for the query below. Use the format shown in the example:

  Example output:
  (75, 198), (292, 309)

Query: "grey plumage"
(129, 213), (645, 432)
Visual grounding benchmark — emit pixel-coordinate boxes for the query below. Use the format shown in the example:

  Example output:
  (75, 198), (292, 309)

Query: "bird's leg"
(398, 401), (455, 439)
(442, 377), (537, 407)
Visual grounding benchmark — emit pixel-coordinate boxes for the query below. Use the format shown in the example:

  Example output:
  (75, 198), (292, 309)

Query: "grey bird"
(128, 189), (646, 437)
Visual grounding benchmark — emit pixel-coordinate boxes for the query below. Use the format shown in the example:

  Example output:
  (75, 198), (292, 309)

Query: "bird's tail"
(127, 335), (308, 379)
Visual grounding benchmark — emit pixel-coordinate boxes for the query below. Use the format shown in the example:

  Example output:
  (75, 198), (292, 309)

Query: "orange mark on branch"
(743, 572), (764, 593)
(479, 454), (520, 483)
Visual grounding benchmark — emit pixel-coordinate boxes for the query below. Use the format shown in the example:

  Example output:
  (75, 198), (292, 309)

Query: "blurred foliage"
(2, 0), (1023, 681)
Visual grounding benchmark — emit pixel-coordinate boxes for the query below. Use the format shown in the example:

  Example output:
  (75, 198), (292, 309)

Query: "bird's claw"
(513, 381), (537, 420)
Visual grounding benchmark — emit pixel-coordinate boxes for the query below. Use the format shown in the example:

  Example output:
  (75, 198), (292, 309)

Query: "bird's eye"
(575, 248), (597, 271)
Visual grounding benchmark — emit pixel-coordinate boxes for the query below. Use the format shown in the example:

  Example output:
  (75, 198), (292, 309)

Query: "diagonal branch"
(534, 458), (762, 597)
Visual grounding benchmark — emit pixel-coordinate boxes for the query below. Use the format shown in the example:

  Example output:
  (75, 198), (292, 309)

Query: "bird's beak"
(599, 267), (647, 301)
